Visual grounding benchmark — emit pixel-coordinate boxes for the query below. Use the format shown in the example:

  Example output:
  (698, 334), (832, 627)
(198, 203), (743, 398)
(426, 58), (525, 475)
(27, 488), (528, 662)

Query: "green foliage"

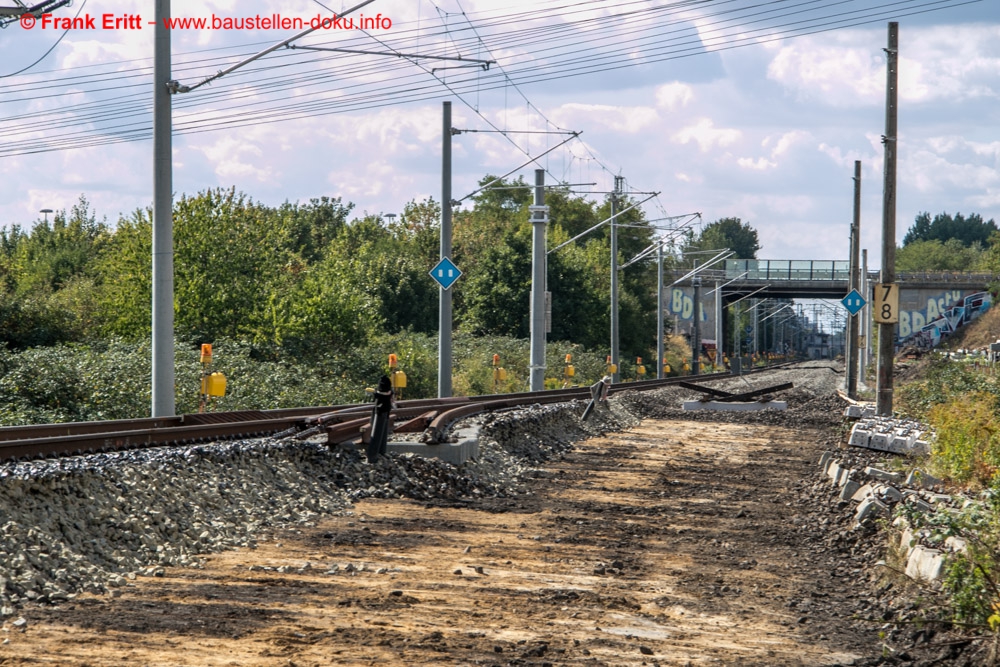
(927, 393), (1000, 486)
(895, 238), (986, 272)
(0, 182), (763, 415)
(0, 197), (109, 346)
(896, 356), (1000, 419)
(685, 217), (760, 260)
(899, 482), (1000, 629)
(903, 211), (998, 248)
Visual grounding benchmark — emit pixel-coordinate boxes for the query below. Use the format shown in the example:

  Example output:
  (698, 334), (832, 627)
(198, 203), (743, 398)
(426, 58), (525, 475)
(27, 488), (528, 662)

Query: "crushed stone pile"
(0, 365), (832, 617)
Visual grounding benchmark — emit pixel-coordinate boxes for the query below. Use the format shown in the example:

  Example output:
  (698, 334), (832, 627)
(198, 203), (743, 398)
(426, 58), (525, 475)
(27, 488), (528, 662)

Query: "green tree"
(896, 238), (986, 272)
(903, 211), (998, 247)
(686, 217), (760, 260)
(0, 196), (109, 345)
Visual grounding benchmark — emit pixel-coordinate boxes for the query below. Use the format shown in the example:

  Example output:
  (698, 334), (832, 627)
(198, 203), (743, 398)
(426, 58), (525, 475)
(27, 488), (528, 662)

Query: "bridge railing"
(725, 259), (850, 281)
(895, 271), (993, 284)
(669, 263), (993, 286)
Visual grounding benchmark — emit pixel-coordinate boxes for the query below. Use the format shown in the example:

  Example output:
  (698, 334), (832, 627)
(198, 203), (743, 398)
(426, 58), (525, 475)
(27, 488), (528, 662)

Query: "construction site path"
(3, 418), (878, 666)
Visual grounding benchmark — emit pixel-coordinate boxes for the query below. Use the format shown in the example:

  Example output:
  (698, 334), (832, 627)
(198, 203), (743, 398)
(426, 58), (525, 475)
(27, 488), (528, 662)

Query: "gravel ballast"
(0, 384), (644, 615)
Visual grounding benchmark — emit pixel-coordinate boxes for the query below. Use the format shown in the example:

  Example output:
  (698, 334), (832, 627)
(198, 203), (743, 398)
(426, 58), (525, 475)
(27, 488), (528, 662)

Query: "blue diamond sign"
(430, 257), (462, 290)
(841, 289), (867, 316)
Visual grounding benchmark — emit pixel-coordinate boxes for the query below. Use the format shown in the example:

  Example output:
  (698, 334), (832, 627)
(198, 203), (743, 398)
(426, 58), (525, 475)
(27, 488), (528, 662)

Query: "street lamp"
(39, 208), (53, 223)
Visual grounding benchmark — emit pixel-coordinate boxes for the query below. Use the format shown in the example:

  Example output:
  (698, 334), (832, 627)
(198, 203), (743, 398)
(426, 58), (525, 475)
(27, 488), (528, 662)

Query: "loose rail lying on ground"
(0, 364), (794, 463)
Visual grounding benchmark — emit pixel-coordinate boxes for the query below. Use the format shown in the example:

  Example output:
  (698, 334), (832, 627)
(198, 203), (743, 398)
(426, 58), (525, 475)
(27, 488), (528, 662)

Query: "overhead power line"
(0, 0), (981, 158)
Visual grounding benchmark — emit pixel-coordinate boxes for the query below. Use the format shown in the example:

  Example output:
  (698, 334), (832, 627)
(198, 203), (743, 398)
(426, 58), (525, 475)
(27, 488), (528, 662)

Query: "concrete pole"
(733, 302), (740, 362)
(862, 248), (871, 375)
(152, 0), (175, 417)
(877, 22), (899, 416)
(691, 276), (701, 375)
(715, 281), (723, 369)
(753, 299), (760, 357)
(438, 101), (453, 398)
(529, 169), (548, 391)
(847, 160), (862, 398)
(609, 176), (623, 383)
(656, 243), (664, 379)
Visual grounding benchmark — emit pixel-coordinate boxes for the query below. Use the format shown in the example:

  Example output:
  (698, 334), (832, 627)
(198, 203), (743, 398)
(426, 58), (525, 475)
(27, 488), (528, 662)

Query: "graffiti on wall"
(898, 290), (992, 348)
(668, 288), (709, 322)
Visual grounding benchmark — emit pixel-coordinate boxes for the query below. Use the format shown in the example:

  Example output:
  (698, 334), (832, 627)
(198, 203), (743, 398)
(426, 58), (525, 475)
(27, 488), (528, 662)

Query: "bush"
(927, 392), (1000, 486)
(899, 482), (1000, 630)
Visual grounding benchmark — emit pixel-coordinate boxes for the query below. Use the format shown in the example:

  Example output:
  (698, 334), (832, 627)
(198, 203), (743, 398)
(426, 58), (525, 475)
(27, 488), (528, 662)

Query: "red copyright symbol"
(20, 13), (36, 29)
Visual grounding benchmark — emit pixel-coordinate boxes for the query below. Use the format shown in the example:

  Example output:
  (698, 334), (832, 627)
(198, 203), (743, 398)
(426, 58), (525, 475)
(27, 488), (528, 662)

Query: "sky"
(0, 0), (997, 267)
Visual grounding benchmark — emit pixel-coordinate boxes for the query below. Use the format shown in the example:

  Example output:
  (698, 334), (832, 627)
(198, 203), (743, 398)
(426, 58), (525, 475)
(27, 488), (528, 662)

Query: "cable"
(0, 0), (979, 157)
(0, 0), (87, 79)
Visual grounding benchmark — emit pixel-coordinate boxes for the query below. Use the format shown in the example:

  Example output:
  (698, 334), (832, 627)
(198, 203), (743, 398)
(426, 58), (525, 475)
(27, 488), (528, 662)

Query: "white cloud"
(673, 119), (741, 153)
(555, 103), (659, 134)
(737, 157), (776, 171)
(766, 25), (1000, 107)
(655, 82), (694, 110)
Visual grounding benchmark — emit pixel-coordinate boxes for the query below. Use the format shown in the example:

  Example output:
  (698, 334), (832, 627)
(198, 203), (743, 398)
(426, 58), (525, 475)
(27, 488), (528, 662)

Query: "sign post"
(429, 257), (462, 291)
(840, 289), (867, 317)
(872, 283), (899, 324)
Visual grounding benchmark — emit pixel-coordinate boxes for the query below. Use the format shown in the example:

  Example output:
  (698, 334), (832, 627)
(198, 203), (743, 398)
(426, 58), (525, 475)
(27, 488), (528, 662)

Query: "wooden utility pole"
(876, 22), (899, 416)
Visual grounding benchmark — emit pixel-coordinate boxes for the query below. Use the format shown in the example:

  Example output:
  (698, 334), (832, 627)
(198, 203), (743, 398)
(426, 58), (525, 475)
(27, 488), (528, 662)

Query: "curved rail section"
(0, 366), (791, 463)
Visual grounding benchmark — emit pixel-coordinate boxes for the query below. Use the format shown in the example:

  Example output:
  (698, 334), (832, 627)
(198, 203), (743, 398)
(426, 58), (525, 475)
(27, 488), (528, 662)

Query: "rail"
(0, 364), (794, 463)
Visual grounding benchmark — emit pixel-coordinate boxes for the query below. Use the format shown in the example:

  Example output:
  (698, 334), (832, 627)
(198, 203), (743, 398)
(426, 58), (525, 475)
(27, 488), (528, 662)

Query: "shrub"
(927, 392), (1000, 486)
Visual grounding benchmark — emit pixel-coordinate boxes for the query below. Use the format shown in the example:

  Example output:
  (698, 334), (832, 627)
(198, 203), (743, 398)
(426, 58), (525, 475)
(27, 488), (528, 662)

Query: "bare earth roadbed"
(2, 419), (874, 666)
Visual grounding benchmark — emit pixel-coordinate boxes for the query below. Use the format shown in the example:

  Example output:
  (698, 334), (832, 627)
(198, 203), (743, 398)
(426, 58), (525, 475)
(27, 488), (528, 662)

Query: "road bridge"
(668, 260), (993, 350)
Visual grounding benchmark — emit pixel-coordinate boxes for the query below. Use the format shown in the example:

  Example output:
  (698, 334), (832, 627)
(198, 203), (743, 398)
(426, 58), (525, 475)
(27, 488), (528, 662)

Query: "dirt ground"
(0, 418), (878, 666)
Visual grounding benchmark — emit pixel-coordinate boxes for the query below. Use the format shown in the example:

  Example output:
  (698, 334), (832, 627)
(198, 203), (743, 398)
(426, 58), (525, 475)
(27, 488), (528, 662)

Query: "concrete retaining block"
(851, 484), (873, 502)
(906, 496), (934, 513)
(945, 536), (968, 554)
(855, 497), (889, 526)
(864, 467), (903, 484)
(840, 479), (861, 501)
(905, 470), (943, 489)
(827, 462), (842, 484)
(879, 485), (903, 503)
(905, 546), (944, 583)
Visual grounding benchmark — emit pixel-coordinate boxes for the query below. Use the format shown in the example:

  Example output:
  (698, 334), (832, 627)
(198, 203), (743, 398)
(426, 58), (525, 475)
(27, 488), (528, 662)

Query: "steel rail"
(0, 364), (796, 463)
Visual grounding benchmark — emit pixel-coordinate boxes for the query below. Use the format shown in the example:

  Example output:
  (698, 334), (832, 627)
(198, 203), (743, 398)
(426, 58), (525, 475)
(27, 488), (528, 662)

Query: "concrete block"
(870, 432), (893, 450)
(844, 405), (864, 418)
(899, 527), (917, 558)
(386, 426), (480, 465)
(827, 462), (842, 485)
(906, 469), (943, 490)
(840, 479), (861, 502)
(864, 467), (903, 485)
(879, 486), (903, 503)
(682, 400), (787, 412)
(861, 407), (876, 418)
(849, 426), (871, 448)
(855, 497), (889, 526)
(912, 440), (930, 454)
(905, 546), (944, 583)
(928, 493), (953, 505)
(819, 451), (833, 473)
(851, 484), (873, 502)
(945, 536), (968, 554)
(906, 496), (934, 514)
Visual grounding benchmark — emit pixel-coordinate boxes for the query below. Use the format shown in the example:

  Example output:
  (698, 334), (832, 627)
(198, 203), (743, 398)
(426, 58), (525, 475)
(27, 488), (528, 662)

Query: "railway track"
(0, 365), (793, 463)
